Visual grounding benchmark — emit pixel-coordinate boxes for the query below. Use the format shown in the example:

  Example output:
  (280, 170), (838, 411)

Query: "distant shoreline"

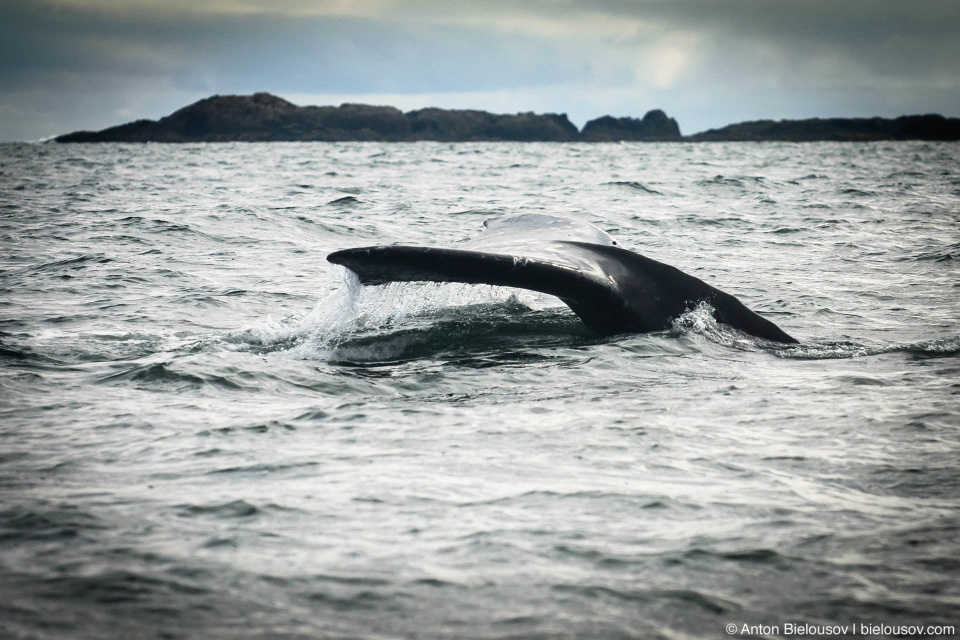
(55, 92), (960, 143)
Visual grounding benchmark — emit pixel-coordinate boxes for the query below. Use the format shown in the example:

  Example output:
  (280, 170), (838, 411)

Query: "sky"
(2, 0), (959, 141)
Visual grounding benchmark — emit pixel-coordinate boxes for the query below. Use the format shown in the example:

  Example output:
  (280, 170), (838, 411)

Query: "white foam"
(671, 301), (758, 350)
(272, 269), (558, 359)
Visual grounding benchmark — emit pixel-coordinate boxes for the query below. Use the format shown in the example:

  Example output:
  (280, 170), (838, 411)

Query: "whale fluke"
(327, 214), (797, 344)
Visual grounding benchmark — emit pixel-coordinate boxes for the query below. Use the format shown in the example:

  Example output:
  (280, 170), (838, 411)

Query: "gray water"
(1, 141), (958, 639)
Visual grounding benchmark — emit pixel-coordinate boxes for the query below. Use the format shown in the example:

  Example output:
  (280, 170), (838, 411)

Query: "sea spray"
(670, 301), (759, 350)
(287, 269), (552, 359)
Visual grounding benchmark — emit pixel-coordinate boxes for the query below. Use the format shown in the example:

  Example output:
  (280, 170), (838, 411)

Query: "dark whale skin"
(326, 216), (797, 344)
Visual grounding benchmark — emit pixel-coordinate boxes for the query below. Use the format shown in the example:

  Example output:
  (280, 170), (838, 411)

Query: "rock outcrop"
(687, 115), (960, 142)
(580, 110), (682, 141)
(56, 93), (413, 142)
(406, 108), (578, 141)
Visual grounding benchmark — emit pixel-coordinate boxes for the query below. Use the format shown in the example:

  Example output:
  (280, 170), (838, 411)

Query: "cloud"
(0, 0), (958, 140)
(1, 1), (609, 94)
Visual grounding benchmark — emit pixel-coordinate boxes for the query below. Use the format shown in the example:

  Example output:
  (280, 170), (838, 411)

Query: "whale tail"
(326, 215), (798, 344)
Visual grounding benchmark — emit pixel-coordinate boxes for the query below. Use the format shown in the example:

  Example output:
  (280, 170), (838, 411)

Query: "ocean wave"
(603, 180), (663, 195)
(776, 335), (960, 360)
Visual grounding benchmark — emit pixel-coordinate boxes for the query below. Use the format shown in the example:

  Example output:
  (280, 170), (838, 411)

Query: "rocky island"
(55, 93), (587, 143)
(55, 92), (959, 143)
(579, 110), (681, 141)
(688, 115), (960, 142)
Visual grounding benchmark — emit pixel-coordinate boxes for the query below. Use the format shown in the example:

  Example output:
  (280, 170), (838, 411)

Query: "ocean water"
(1, 141), (958, 639)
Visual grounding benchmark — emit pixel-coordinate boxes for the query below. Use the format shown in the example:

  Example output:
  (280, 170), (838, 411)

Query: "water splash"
(670, 302), (760, 351)
(223, 268), (568, 360)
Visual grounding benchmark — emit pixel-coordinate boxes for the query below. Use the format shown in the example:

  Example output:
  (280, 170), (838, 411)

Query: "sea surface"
(1, 141), (958, 639)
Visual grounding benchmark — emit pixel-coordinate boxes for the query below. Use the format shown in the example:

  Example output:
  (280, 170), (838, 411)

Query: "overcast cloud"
(2, 0), (958, 141)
